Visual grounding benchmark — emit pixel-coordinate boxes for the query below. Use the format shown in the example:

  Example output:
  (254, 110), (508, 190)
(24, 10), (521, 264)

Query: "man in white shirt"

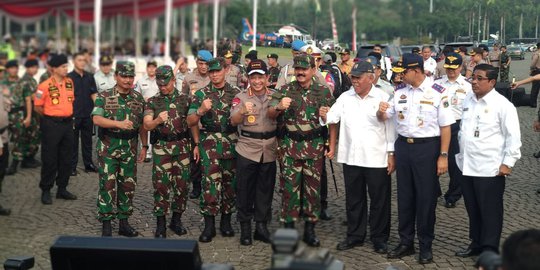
(422, 46), (437, 77)
(377, 53), (455, 264)
(455, 64), (521, 257)
(434, 53), (472, 208)
(322, 61), (395, 254)
(94, 55), (116, 92)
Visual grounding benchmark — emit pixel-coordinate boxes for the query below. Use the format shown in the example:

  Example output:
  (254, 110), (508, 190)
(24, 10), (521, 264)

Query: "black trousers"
(39, 117), (74, 191)
(343, 164), (390, 244)
(531, 80), (540, 107)
(72, 117), (93, 169)
(236, 154), (276, 223)
(461, 175), (505, 253)
(395, 138), (441, 252)
(0, 142), (8, 177)
(444, 121), (463, 203)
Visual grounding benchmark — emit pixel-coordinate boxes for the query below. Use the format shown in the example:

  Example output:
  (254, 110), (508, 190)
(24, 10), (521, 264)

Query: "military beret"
(115, 61), (135, 77)
(291, 40), (306, 51)
(267, 53), (278, 60)
(5, 60), (18, 69)
(24, 59), (39, 68)
(155, 65), (173, 85)
(245, 51), (258, 61)
(197, 50), (213, 62)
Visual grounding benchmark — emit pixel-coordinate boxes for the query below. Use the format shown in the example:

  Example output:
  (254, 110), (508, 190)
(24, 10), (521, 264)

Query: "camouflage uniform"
(268, 64), (281, 88)
(500, 51), (510, 83)
(189, 82), (240, 216)
(39, 72), (50, 84)
(92, 64), (145, 221)
(269, 79), (335, 223)
(9, 73), (38, 162)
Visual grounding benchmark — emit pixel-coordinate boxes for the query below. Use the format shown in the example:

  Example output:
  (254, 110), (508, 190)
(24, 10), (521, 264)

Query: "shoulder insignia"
(395, 83), (407, 90)
(432, 83), (445, 93)
(232, 97), (241, 107)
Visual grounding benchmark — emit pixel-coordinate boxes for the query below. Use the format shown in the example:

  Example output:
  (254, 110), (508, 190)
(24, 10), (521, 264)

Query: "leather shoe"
(144, 158), (151, 163)
(70, 169), (77, 176)
(373, 242), (388, 254)
(85, 164), (98, 173)
(455, 247), (482, 257)
(418, 250), (433, 264)
(445, 201), (456, 208)
(41, 190), (52, 205)
(56, 190), (77, 200)
(534, 151), (540, 158)
(189, 189), (201, 199)
(336, 239), (364, 251)
(388, 244), (415, 259)
(0, 205), (11, 215)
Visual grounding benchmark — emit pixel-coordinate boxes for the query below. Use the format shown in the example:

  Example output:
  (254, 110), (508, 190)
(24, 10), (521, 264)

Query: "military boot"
(189, 180), (201, 199)
(254, 222), (271, 243)
(0, 170), (5, 193)
(101, 220), (112, 237)
(220, 213), (234, 237)
(0, 204), (10, 216)
(118, 218), (139, 237)
(199, 215), (216, 243)
(168, 212), (187, 236)
(320, 201), (333, 220)
(283, 222), (295, 229)
(303, 222), (320, 247)
(6, 160), (18, 175)
(155, 216), (167, 238)
(21, 157), (41, 168)
(240, 222), (252, 246)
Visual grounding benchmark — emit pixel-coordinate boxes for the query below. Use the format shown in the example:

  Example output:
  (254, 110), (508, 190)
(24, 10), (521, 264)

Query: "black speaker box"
(50, 236), (203, 270)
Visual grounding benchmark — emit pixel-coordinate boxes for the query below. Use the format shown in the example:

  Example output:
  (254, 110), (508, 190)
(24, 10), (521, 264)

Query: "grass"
(241, 45), (294, 63)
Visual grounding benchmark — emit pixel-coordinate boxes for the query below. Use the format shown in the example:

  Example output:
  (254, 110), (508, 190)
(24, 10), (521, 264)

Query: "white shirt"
(423, 57), (437, 76)
(435, 75), (472, 120)
(456, 89), (521, 177)
(325, 86), (396, 168)
(380, 56), (393, 81)
(94, 70), (116, 92)
(134, 74), (159, 100)
(386, 78), (455, 137)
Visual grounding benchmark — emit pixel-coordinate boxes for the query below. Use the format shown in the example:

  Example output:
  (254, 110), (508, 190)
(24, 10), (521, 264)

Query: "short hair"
(421, 45), (431, 52)
(473, 64), (498, 81)
(442, 46), (453, 55)
(73, 52), (85, 59)
(502, 229), (540, 270)
(374, 44), (382, 49)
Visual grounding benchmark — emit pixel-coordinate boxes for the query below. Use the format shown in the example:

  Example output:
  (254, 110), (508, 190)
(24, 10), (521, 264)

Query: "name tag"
(420, 100), (433, 105)
(398, 100), (407, 104)
(105, 97), (120, 110)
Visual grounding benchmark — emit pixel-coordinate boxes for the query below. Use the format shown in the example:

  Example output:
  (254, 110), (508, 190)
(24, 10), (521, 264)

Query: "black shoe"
(102, 220), (112, 237)
(220, 213), (234, 237)
(189, 189), (201, 199)
(56, 189), (77, 200)
(199, 215), (216, 242)
(6, 160), (18, 175)
(537, 189), (540, 195)
(445, 201), (456, 208)
(418, 250), (433, 264)
(388, 244), (415, 259)
(155, 216), (167, 238)
(240, 222), (252, 246)
(21, 157), (41, 168)
(283, 222), (295, 229)
(168, 212), (187, 236)
(336, 239), (364, 251)
(253, 222), (271, 243)
(41, 190), (52, 205)
(84, 164), (98, 173)
(302, 222), (320, 247)
(0, 205), (11, 216)
(144, 157), (151, 163)
(320, 208), (333, 221)
(455, 247), (482, 257)
(70, 169), (77, 176)
(373, 242), (388, 254)
(118, 219), (139, 237)
(534, 151), (540, 158)
(341, 220), (347, 226)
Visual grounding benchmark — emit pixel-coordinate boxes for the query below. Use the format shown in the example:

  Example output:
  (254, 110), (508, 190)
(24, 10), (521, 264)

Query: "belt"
(491, 60), (499, 62)
(398, 135), (439, 144)
(286, 128), (324, 141)
(240, 130), (277, 140)
(43, 115), (72, 123)
(103, 129), (139, 140)
(156, 131), (189, 142)
(204, 125), (236, 134)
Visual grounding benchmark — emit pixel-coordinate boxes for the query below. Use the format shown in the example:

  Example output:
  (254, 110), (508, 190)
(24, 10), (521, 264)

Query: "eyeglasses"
(470, 76), (491, 81)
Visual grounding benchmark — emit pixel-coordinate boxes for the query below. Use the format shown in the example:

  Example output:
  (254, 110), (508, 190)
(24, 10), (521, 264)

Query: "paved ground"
(1, 54), (539, 270)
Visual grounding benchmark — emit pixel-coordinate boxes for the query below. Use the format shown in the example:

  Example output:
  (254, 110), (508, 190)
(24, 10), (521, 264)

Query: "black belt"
(398, 135), (439, 144)
(11, 107), (24, 113)
(491, 60), (499, 62)
(155, 131), (189, 142)
(286, 128), (324, 141)
(43, 115), (72, 123)
(240, 130), (276, 140)
(103, 129), (138, 140)
(204, 125), (236, 134)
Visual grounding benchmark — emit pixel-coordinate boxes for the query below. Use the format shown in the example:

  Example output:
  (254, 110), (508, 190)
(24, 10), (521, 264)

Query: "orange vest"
(34, 76), (75, 117)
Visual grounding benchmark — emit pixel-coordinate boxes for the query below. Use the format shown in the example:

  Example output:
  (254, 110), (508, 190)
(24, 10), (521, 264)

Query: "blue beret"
(291, 40), (306, 51)
(197, 50), (213, 62)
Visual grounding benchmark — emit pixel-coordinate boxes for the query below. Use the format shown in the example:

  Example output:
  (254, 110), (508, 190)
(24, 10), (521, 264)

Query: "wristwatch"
(440, 152), (448, 158)
(142, 145), (149, 149)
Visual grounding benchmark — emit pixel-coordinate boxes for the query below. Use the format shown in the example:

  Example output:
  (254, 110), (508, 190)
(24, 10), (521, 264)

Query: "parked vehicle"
(356, 44), (402, 63)
(507, 45), (525, 60)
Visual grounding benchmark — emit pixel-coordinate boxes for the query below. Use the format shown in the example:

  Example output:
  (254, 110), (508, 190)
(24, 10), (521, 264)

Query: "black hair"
(73, 52), (86, 59)
(474, 64), (498, 81)
(502, 229), (540, 270)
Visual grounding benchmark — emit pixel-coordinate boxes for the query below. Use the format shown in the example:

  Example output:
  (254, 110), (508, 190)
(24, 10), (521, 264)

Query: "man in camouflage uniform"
(7, 59), (40, 175)
(92, 61), (147, 237)
(499, 45), (511, 83)
(268, 55), (337, 247)
(0, 77), (10, 216)
(143, 66), (192, 238)
(267, 53), (281, 88)
(187, 58), (241, 243)
(1, 60), (19, 174)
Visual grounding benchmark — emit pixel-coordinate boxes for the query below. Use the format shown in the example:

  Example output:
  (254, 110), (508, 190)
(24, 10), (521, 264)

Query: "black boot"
(254, 222), (271, 243)
(118, 218), (139, 237)
(155, 216), (167, 238)
(0, 204), (10, 216)
(220, 213), (234, 237)
(189, 183), (201, 199)
(41, 190), (52, 205)
(168, 212), (187, 236)
(240, 222), (252, 246)
(6, 160), (18, 175)
(21, 157), (41, 168)
(283, 222), (295, 229)
(199, 215), (216, 242)
(320, 201), (333, 220)
(0, 170), (5, 193)
(101, 220), (112, 237)
(303, 222), (320, 247)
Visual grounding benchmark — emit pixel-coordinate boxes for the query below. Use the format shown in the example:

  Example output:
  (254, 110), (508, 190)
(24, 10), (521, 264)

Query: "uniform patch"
(247, 115), (256, 123)
(36, 90), (43, 99)
(432, 83), (445, 93)
(400, 94), (407, 99)
(420, 100), (433, 105)
(398, 100), (407, 104)
(443, 100), (449, 108)
(232, 97), (241, 107)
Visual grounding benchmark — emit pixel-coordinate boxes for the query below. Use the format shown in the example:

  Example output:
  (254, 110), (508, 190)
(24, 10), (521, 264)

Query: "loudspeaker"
(50, 236), (202, 270)
(495, 82), (511, 100)
(510, 88), (529, 107)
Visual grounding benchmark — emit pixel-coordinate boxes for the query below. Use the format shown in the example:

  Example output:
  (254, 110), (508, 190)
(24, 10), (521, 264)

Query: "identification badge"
(451, 96), (458, 105)
(247, 115), (256, 123)
(105, 96), (120, 110)
(474, 130), (479, 137)
(398, 100), (407, 104)
(417, 116), (424, 128)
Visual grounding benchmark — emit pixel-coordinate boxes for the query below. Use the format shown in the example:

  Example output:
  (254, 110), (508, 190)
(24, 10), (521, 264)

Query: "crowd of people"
(1, 34), (540, 268)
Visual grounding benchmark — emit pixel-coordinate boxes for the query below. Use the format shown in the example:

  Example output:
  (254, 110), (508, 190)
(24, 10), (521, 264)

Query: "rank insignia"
(247, 115), (256, 123)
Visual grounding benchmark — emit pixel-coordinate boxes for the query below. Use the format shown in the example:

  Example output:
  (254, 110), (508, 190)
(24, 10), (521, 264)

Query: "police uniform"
(225, 64), (245, 89)
(384, 54), (454, 262)
(434, 53), (472, 207)
(92, 61), (145, 237)
(231, 60), (277, 245)
(338, 49), (354, 75)
(34, 54), (77, 205)
(145, 66), (192, 238)
(188, 58), (241, 243)
(94, 55), (116, 93)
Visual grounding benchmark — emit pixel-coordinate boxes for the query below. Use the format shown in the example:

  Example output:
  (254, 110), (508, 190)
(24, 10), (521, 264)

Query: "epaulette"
(434, 76), (443, 81)
(432, 83), (446, 93)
